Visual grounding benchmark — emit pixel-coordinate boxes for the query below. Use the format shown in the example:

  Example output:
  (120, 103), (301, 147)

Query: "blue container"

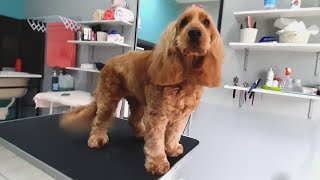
(264, 0), (277, 9)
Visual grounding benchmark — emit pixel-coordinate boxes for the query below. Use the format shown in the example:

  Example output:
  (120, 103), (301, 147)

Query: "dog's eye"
(203, 19), (210, 27)
(180, 18), (189, 28)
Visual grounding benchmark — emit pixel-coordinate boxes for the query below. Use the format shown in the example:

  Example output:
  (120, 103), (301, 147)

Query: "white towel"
(111, 0), (128, 8)
(93, 9), (105, 21)
(114, 7), (135, 23)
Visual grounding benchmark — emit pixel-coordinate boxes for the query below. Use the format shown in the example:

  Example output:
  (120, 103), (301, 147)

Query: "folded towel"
(107, 34), (124, 44)
(114, 7), (134, 23)
(104, 8), (115, 20)
(93, 9), (105, 21)
(111, 0), (128, 8)
(47, 23), (76, 68)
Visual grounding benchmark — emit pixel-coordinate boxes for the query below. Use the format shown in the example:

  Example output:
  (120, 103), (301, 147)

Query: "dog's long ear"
(189, 24), (224, 88)
(148, 21), (185, 86)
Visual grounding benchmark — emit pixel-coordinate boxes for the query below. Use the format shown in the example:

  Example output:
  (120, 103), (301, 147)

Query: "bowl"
(278, 31), (310, 44)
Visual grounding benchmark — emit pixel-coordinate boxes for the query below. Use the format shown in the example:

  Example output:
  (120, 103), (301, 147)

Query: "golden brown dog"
(60, 6), (223, 175)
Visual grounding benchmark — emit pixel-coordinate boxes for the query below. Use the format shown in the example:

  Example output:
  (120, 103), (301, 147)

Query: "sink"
(0, 78), (28, 99)
(0, 71), (42, 100)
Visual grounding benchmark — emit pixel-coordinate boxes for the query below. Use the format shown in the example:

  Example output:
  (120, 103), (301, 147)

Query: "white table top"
(0, 72), (42, 78)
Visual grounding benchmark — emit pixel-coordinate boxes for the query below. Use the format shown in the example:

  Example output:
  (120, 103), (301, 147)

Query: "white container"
(291, 0), (301, 8)
(80, 63), (95, 69)
(272, 80), (279, 87)
(83, 28), (92, 41)
(59, 74), (74, 91)
(279, 31), (310, 43)
(240, 28), (258, 43)
(266, 68), (275, 87)
(2, 67), (15, 72)
(97, 32), (108, 41)
(107, 34), (125, 44)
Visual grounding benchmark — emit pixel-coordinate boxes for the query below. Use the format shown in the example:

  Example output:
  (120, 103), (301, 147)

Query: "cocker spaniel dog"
(60, 6), (223, 175)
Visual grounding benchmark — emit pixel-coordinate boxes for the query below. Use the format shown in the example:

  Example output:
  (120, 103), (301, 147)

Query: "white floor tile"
(0, 173), (9, 180)
(0, 145), (53, 180)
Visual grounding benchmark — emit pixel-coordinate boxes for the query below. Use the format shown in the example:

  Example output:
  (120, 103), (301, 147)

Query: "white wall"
(173, 0), (320, 180)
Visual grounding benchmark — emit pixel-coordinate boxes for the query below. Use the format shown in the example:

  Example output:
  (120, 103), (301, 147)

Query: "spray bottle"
(291, 0), (301, 8)
(52, 70), (59, 92)
(280, 68), (293, 90)
(266, 68), (275, 87)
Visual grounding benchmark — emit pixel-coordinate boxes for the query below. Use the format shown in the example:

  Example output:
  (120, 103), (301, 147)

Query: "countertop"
(0, 72), (42, 78)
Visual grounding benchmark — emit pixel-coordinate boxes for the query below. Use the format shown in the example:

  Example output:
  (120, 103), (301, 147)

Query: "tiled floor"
(0, 145), (54, 180)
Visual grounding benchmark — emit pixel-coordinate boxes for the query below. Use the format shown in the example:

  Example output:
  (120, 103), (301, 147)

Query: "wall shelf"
(136, 47), (144, 51)
(66, 67), (100, 73)
(230, 42), (320, 52)
(231, 7), (320, 119)
(234, 7), (320, 21)
(229, 42), (320, 75)
(224, 85), (317, 119)
(78, 20), (133, 27)
(68, 40), (131, 48)
(224, 85), (319, 100)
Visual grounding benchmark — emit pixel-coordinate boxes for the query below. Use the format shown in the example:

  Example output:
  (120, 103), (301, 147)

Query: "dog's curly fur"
(60, 6), (223, 175)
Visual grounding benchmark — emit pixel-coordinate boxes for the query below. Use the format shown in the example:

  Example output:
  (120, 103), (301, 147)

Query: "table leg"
(49, 101), (53, 115)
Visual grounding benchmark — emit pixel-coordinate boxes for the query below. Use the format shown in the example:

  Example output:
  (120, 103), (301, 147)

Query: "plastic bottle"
(280, 68), (293, 90)
(58, 70), (64, 91)
(65, 75), (75, 91)
(15, 58), (22, 72)
(52, 70), (59, 91)
(291, 0), (301, 9)
(272, 79), (279, 87)
(266, 68), (274, 87)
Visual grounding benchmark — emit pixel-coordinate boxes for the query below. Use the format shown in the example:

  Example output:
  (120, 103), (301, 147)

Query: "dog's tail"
(60, 101), (97, 133)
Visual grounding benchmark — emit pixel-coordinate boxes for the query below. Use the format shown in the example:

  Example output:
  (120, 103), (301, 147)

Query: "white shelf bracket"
(314, 52), (320, 77)
(308, 99), (315, 119)
(244, 48), (249, 71)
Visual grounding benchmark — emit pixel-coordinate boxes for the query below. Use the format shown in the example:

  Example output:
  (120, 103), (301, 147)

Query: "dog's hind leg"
(88, 69), (123, 149)
(126, 97), (145, 138)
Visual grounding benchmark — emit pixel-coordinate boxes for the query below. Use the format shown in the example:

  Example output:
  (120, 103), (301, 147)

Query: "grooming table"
(0, 115), (199, 180)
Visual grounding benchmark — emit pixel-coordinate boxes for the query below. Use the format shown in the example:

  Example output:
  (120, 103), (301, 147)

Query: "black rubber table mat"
(0, 115), (199, 180)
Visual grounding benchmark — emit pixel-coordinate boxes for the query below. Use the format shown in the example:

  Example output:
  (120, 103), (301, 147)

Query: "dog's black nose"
(188, 28), (202, 42)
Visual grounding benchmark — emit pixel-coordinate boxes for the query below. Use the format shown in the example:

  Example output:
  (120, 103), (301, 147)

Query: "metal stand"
(243, 49), (249, 71)
(308, 99), (315, 119)
(314, 52), (320, 77)
(233, 88), (315, 120)
(238, 90), (244, 107)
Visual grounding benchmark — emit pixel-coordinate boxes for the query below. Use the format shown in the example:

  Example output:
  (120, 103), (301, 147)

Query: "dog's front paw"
(145, 158), (170, 175)
(88, 134), (109, 149)
(166, 143), (184, 157)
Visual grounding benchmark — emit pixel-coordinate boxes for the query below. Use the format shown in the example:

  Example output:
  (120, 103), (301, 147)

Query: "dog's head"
(148, 5), (224, 87)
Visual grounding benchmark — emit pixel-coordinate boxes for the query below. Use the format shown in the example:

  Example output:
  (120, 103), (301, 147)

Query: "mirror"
(137, 0), (223, 48)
